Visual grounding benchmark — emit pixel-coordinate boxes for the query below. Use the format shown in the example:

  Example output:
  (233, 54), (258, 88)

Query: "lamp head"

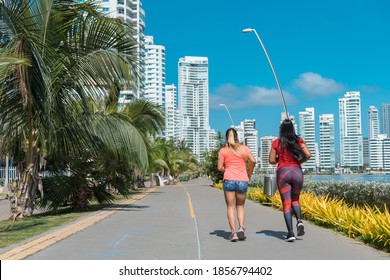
(242, 28), (254, 33)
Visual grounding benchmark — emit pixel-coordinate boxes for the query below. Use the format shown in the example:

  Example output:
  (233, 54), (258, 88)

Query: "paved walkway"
(1, 177), (389, 261)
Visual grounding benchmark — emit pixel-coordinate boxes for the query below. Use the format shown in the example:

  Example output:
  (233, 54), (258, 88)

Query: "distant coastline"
(306, 174), (390, 183)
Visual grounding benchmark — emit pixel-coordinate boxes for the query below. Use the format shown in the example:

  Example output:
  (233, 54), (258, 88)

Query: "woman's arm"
(246, 150), (256, 179)
(217, 157), (225, 172)
(300, 142), (311, 163)
(269, 147), (278, 164)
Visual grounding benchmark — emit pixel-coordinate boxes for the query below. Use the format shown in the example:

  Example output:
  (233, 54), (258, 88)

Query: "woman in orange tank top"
(218, 128), (256, 242)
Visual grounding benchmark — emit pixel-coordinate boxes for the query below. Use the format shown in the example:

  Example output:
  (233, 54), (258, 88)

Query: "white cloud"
(292, 72), (345, 96)
(210, 83), (296, 109)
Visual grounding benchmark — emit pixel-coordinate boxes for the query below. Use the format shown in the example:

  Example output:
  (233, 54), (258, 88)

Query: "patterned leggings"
(277, 166), (303, 233)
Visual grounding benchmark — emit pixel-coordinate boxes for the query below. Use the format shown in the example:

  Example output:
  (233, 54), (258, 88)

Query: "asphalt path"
(8, 177), (387, 260)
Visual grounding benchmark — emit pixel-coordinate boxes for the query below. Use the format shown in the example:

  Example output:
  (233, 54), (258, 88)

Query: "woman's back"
(219, 145), (250, 181)
(272, 138), (304, 169)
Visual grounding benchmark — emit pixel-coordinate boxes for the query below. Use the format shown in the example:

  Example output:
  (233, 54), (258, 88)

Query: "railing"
(0, 167), (18, 184)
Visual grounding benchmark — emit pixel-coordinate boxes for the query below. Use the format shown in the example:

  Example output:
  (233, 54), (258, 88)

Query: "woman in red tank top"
(269, 119), (311, 241)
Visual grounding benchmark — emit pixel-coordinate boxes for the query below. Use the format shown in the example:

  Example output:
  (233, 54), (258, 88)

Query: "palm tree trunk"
(72, 183), (91, 212)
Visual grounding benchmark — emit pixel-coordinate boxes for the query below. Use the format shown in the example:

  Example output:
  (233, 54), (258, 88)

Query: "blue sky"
(142, 0), (390, 140)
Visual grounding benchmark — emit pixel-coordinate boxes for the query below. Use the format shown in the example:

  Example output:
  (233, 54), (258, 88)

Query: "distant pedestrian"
(269, 119), (311, 242)
(218, 128), (256, 242)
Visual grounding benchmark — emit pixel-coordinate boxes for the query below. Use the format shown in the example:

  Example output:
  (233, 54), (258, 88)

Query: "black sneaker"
(285, 231), (296, 242)
(237, 227), (246, 241)
(297, 220), (305, 236)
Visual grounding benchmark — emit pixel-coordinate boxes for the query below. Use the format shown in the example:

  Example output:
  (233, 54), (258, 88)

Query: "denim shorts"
(223, 180), (248, 193)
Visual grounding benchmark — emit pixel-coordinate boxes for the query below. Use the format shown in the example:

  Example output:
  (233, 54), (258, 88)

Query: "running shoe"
(285, 231), (296, 242)
(237, 226), (246, 241)
(297, 220), (305, 236)
(229, 232), (239, 242)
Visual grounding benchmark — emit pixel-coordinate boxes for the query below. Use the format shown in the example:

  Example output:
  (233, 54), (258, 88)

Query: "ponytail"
(225, 128), (247, 158)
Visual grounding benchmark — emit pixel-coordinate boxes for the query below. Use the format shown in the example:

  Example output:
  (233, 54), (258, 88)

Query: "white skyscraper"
(76, 1), (145, 105)
(383, 139), (390, 171)
(368, 106), (379, 139)
(242, 119), (259, 163)
(165, 84), (179, 140)
(369, 134), (387, 170)
(144, 36), (165, 106)
(178, 56), (209, 161)
(338, 91), (363, 168)
(380, 103), (390, 137)
(208, 129), (219, 151)
(363, 137), (370, 166)
(260, 136), (276, 172)
(319, 114), (335, 169)
(299, 108), (316, 171)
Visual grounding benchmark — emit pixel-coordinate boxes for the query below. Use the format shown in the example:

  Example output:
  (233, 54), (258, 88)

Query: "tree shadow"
(256, 230), (286, 240)
(101, 204), (150, 212)
(209, 229), (231, 240)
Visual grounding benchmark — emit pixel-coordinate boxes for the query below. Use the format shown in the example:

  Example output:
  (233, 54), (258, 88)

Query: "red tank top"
(272, 138), (304, 169)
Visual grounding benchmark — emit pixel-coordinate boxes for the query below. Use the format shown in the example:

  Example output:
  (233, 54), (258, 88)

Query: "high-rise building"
(299, 108), (316, 171)
(338, 91), (363, 168)
(383, 139), (390, 171)
(381, 103), (390, 137)
(143, 36), (165, 106)
(260, 136), (276, 172)
(368, 106), (379, 139)
(242, 119), (259, 163)
(369, 134), (387, 170)
(165, 84), (179, 140)
(178, 56), (209, 161)
(208, 128), (219, 151)
(363, 137), (370, 166)
(319, 114), (335, 169)
(76, 1), (145, 105)
(234, 119), (259, 167)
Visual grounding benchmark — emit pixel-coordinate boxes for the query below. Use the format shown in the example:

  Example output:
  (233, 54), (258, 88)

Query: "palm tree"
(148, 138), (176, 180)
(38, 98), (165, 211)
(0, 0), (146, 218)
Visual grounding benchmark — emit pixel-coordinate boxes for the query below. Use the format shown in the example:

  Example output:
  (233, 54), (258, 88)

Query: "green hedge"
(303, 180), (390, 211)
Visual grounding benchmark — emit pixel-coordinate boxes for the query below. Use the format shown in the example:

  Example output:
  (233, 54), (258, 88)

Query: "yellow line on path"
(0, 186), (158, 260)
(186, 192), (195, 219)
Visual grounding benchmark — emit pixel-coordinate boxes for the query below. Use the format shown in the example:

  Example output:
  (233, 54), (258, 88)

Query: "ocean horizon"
(306, 174), (390, 183)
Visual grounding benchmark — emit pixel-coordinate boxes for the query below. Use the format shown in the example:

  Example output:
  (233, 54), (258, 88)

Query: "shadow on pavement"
(256, 230), (286, 240)
(209, 229), (231, 240)
(101, 205), (150, 212)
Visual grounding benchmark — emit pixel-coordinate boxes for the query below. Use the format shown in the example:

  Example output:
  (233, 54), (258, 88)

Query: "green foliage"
(303, 180), (390, 211)
(202, 132), (224, 183)
(203, 148), (223, 183)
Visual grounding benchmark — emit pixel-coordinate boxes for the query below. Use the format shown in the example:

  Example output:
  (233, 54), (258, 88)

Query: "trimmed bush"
(303, 180), (390, 211)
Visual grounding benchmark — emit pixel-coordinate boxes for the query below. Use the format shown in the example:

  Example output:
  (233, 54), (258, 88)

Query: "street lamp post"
(219, 103), (234, 127)
(242, 28), (289, 119)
